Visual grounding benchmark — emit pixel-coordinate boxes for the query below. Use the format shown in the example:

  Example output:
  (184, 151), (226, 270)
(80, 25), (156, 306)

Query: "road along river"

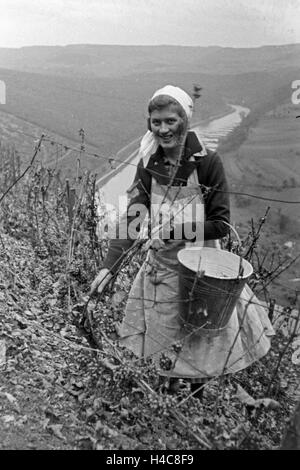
(98, 104), (249, 213)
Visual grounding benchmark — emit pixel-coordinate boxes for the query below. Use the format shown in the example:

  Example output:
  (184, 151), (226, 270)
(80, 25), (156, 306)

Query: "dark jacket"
(103, 131), (230, 274)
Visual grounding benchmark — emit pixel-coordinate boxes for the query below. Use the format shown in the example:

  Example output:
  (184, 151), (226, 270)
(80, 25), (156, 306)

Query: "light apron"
(118, 167), (275, 380)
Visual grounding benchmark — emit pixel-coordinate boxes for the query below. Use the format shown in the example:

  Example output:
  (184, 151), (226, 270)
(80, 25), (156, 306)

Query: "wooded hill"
(0, 43), (300, 77)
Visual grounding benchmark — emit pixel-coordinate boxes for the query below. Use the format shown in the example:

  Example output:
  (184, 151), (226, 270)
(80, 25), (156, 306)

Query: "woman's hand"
(90, 268), (113, 296)
(143, 238), (166, 252)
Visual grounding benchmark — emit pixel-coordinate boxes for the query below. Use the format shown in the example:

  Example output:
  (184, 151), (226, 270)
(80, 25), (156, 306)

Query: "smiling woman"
(149, 97), (187, 159)
(90, 84), (274, 399)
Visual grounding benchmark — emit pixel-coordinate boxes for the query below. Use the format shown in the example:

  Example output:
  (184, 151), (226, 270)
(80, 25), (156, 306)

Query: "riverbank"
(191, 102), (235, 129)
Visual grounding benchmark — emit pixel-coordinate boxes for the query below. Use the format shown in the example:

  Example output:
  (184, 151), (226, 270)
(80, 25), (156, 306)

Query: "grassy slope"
(0, 67), (230, 169)
(221, 101), (300, 305)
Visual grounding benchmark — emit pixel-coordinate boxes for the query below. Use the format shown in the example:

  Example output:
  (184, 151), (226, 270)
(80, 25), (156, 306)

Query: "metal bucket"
(177, 247), (253, 331)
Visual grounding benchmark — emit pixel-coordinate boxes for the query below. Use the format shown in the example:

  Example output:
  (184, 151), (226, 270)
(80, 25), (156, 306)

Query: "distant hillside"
(0, 64), (298, 158)
(0, 67), (229, 158)
(0, 43), (300, 78)
(0, 43), (299, 175)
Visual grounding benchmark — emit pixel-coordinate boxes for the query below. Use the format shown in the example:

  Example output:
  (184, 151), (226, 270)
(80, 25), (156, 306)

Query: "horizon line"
(0, 41), (300, 50)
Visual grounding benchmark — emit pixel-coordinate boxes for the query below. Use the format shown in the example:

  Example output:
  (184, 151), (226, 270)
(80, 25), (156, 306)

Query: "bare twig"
(0, 135), (45, 205)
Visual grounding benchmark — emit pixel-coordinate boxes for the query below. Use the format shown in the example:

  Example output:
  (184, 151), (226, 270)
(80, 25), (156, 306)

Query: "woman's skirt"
(117, 251), (275, 380)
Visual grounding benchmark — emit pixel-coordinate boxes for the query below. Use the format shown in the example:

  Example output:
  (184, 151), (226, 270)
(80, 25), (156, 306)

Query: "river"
(99, 104), (249, 210)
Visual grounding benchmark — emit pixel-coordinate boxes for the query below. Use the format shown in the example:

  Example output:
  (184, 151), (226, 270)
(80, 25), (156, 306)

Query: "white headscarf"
(139, 85), (194, 167)
(152, 85), (194, 120)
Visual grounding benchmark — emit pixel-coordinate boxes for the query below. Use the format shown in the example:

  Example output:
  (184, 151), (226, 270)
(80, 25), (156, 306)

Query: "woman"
(91, 85), (274, 398)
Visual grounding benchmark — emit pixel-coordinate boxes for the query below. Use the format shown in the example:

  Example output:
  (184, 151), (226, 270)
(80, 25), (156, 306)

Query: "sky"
(0, 0), (299, 48)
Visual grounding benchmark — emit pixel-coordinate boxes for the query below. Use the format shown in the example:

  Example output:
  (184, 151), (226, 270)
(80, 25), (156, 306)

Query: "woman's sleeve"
(203, 152), (230, 240)
(102, 158), (151, 274)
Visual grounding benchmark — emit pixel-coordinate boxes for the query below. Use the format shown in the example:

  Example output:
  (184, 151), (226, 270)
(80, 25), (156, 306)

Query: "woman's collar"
(147, 131), (206, 167)
(182, 131), (207, 161)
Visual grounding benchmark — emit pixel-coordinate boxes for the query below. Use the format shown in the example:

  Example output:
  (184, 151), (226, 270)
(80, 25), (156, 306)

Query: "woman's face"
(149, 105), (186, 150)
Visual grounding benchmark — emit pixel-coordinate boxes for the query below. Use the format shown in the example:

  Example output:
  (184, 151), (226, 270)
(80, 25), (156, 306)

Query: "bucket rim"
(177, 247), (253, 281)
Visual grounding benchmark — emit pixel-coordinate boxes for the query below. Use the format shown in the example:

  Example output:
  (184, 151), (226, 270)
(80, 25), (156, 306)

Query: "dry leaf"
(235, 384), (256, 406)
(45, 408), (60, 423)
(255, 398), (280, 410)
(2, 415), (15, 424)
(236, 384), (280, 410)
(48, 424), (66, 441)
(60, 326), (70, 338)
(42, 418), (50, 429)
(4, 392), (21, 413)
(96, 421), (119, 438)
(24, 309), (35, 318)
(0, 340), (6, 367)
(100, 358), (117, 371)
(291, 338), (300, 365)
(280, 379), (288, 389)
(13, 313), (28, 327)
(111, 290), (126, 307)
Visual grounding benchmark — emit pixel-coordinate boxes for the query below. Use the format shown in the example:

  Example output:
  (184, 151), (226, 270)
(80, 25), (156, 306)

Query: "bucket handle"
(221, 221), (246, 277)
(221, 221), (242, 248)
(186, 221), (241, 250)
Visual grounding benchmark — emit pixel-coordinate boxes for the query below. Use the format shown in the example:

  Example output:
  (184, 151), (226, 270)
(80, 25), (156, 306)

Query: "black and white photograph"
(0, 0), (299, 453)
